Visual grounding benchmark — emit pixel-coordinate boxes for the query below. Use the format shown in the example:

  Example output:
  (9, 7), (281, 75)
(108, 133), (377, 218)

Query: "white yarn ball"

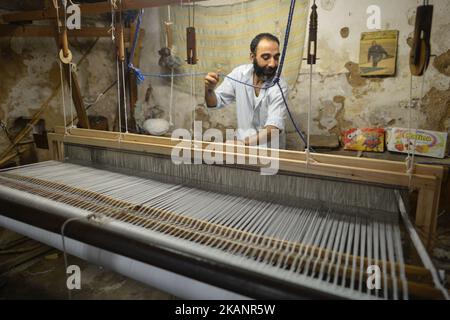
(143, 118), (170, 136)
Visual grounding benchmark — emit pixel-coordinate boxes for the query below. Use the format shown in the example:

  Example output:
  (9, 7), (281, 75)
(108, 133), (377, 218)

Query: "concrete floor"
(0, 228), (173, 300)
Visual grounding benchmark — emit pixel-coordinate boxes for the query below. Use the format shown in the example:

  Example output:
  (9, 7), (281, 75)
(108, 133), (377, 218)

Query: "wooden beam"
(0, 25), (135, 38)
(2, 0), (207, 23)
(49, 127), (440, 190)
(52, 127), (444, 179)
(63, 64), (90, 129)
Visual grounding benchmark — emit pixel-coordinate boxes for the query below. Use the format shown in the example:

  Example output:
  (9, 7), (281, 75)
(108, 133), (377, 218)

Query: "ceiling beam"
(1, 0), (206, 23)
(0, 25), (141, 40)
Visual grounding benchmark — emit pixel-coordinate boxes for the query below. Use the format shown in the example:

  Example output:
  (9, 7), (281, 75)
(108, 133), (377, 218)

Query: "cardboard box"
(342, 128), (385, 152)
(386, 128), (448, 159)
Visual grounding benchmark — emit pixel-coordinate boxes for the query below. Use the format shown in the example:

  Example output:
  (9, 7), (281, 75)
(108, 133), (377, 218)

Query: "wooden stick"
(61, 30), (69, 58)
(48, 128), (440, 190)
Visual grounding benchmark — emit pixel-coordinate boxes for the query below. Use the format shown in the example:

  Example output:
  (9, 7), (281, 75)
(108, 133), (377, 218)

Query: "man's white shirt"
(213, 64), (288, 148)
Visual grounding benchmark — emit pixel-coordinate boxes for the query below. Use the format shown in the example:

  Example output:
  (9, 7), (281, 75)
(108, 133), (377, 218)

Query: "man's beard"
(253, 59), (277, 81)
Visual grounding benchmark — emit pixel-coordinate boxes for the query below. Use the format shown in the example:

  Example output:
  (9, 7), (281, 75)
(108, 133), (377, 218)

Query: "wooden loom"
(0, 126), (447, 299)
(0, 0), (447, 300)
(48, 127), (444, 250)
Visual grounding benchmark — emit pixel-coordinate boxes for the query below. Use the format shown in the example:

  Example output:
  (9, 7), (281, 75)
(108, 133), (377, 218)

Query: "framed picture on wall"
(359, 30), (399, 76)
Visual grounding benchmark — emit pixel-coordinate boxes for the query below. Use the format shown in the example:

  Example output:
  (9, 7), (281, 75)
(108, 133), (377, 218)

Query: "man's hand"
(205, 72), (220, 91)
(205, 72), (220, 108)
(244, 126), (280, 146)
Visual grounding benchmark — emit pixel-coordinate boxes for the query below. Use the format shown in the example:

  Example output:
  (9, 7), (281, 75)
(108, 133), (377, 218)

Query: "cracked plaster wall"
(292, 0), (450, 141)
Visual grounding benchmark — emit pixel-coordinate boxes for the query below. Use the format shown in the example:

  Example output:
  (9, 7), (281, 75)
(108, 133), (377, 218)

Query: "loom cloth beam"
(0, 179), (343, 300)
(0, 215), (247, 300)
(0, 160), (446, 299)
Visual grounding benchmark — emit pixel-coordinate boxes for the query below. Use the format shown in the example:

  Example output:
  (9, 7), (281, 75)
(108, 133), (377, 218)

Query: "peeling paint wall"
(0, 28), (118, 162)
(292, 0), (450, 141)
(138, 0), (450, 149)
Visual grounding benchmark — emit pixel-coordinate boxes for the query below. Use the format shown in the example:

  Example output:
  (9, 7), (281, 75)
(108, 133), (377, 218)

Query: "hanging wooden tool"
(307, 0), (318, 65)
(165, 22), (174, 50)
(117, 25), (126, 62)
(186, 1), (197, 65)
(410, 0), (433, 76)
(159, 6), (182, 69)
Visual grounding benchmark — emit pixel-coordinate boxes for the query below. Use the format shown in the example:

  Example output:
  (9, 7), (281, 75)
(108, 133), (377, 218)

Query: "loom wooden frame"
(48, 127), (444, 250)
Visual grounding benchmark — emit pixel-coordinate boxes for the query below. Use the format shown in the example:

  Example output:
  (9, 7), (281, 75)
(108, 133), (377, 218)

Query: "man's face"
(251, 39), (280, 81)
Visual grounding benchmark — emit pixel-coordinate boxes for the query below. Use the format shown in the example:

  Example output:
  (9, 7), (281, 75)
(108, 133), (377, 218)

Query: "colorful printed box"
(386, 128), (448, 159)
(342, 128), (385, 152)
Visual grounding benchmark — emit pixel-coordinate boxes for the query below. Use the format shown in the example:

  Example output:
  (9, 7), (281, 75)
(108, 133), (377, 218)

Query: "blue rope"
(277, 82), (311, 150)
(142, 72), (208, 78)
(128, 9), (145, 84)
(273, 0), (296, 84)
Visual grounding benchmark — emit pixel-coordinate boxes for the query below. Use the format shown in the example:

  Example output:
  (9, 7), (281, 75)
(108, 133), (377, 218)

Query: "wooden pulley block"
(59, 29), (72, 64)
(409, 4), (433, 76)
(59, 48), (73, 64)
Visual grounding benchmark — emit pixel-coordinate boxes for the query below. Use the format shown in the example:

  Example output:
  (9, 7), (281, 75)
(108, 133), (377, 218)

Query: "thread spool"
(186, 27), (197, 65)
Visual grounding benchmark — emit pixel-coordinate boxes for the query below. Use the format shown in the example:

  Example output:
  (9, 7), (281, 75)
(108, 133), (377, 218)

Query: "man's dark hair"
(250, 33), (280, 55)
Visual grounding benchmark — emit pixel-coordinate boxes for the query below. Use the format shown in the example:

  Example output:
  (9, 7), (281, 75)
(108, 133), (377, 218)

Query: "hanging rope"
(190, 1), (197, 130)
(305, 0), (318, 163)
(117, 1), (129, 133)
(69, 63), (75, 128)
(58, 63), (68, 134)
(406, 72), (427, 190)
(169, 68), (175, 126)
(54, 1), (68, 134)
(109, 0), (117, 41)
(116, 53), (122, 134)
(167, 5), (175, 127)
(55, 0), (75, 133)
